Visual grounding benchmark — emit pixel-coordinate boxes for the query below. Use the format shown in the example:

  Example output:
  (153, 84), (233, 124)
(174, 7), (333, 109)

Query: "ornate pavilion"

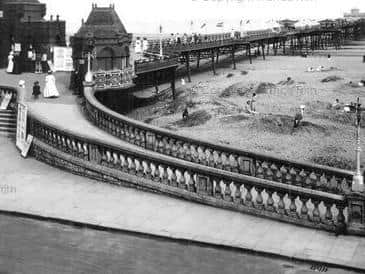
(70, 4), (135, 91)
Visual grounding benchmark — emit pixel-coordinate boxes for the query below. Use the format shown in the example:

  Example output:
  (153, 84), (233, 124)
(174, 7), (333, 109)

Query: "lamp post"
(345, 97), (365, 192)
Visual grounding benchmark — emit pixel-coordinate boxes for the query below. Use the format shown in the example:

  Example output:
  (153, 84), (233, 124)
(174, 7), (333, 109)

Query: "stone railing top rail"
(84, 86), (354, 179)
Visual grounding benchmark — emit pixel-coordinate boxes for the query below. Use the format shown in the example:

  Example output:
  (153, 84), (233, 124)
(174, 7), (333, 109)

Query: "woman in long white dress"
(6, 52), (14, 73)
(43, 71), (60, 98)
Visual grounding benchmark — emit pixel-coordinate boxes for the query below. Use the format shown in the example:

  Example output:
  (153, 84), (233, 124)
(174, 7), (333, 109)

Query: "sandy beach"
(127, 46), (365, 170)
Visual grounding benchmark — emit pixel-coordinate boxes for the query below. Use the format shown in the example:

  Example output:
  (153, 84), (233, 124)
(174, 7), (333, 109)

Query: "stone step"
(0, 121), (16, 128)
(0, 112), (16, 118)
(0, 117), (16, 123)
(0, 131), (16, 138)
(0, 126), (16, 133)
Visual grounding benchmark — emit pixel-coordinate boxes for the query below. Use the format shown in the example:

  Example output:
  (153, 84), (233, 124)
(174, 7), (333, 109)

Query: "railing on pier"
(134, 57), (179, 74)
(84, 86), (354, 196)
(27, 102), (347, 233)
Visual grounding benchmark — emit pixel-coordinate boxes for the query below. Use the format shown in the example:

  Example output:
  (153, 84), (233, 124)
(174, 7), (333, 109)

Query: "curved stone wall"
(84, 85), (354, 195)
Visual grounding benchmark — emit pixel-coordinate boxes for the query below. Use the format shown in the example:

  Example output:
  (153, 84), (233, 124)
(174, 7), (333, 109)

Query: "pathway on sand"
(1, 137), (365, 271)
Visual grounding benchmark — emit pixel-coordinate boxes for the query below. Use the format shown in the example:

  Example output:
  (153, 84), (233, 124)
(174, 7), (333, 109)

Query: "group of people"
(6, 49), (49, 75)
(17, 71), (60, 100)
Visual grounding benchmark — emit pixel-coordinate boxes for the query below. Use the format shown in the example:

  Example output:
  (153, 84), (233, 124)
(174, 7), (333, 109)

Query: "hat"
(300, 105), (306, 109)
(18, 80), (25, 87)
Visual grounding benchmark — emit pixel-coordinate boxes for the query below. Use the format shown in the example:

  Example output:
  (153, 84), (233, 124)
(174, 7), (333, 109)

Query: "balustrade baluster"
(255, 187), (264, 210)
(230, 155), (239, 173)
(311, 199), (321, 223)
(135, 159), (143, 176)
(171, 140), (178, 157)
(153, 165), (160, 182)
(83, 143), (89, 160)
(233, 183), (243, 204)
(207, 150), (215, 167)
(178, 171), (187, 189)
(145, 162), (152, 179)
(187, 172), (196, 192)
(244, 185), (254, 207)
(330, 176), (338, 193)
(277, 192), (286, 215)
(324, 201), (334, 225)
(223, 181), (233, 202)
(215, 153), (223, 169)
(287, 194), (298, 218)
(128, 157), (136, 175)
(120, 155), (128, 172)
(309, 172), (318, 190)
(266, 190), (275, 212)
(161, 165), (169, 184)
(170, 170), (178, 187)
(214, 180), (222, 199)
(299, 197), (310, 220)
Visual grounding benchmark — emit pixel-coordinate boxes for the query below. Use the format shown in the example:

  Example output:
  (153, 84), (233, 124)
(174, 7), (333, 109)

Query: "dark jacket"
(32, 85), (41, 96)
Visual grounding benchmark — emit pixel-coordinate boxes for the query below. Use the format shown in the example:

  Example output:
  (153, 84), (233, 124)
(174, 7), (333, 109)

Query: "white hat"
(300, 105), (306, 109)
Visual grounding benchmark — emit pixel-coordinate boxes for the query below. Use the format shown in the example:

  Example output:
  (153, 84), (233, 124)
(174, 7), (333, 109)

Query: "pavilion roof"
(74, 5), (128, 39)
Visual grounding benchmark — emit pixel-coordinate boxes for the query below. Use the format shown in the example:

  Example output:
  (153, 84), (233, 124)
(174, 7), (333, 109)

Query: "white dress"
(43, 75), (60, 98)
(6, 55), (14, 73)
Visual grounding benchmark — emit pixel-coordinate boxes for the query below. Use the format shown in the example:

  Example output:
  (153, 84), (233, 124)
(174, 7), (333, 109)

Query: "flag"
(159, 25), (163, 33)
(190, 20), (194, 26)
(246, 20), (250, 24)
(240, 20), (243, 27)
(201, 23), (206, 29)
(216, 22), (224, 28)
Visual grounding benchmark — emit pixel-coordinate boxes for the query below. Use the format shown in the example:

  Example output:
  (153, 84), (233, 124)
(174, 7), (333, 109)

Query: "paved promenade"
(1, 136), (365, 271)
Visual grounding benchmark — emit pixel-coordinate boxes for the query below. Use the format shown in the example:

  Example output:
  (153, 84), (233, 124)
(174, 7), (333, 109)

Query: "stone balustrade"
(27, 111), (347, 233)
(84, 86), (354, 196)
(93, 68), (135, 91)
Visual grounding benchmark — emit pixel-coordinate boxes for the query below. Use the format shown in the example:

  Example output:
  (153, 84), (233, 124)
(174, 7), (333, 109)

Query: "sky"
(42, 0), (365, 35)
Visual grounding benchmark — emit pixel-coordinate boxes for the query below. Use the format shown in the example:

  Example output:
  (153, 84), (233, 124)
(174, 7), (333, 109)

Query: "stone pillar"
(347, 193), (365, 236)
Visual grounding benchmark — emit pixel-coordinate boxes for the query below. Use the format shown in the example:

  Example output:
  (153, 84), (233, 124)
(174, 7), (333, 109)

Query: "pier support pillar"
(171, 68), (176, 100)
(261, 43), (265, 60)
(211, 50), (216, 75)
(247, 44), (252, 64)
(197, 52), (201, 69)
(186, 52), (191, 83)
(231, 45), (236, 70)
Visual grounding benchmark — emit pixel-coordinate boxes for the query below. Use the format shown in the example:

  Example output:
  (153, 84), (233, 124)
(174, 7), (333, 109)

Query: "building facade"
(0, 0), (66, 69)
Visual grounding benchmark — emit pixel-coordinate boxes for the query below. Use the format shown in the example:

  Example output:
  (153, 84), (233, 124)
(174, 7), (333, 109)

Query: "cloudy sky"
(42, 0), (365, 34)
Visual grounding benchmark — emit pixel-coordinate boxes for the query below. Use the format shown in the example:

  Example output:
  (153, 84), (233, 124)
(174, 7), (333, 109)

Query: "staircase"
(0, 109), (16, 137)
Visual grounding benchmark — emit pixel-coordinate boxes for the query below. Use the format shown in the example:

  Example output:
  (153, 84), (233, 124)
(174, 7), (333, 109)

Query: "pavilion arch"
(97, 47), (115, 71)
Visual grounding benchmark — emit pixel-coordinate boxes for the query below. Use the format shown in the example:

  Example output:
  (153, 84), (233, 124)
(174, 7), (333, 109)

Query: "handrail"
(25, 99), (347, 233)
(84, 85), (354, 195)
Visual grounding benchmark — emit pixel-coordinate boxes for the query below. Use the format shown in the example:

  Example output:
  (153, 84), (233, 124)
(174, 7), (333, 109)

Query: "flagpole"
(159, 24), (163, 59)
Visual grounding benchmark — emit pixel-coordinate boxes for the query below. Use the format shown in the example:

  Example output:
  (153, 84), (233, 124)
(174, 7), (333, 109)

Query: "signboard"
(16, 103), (27, 151)
(0, 11), (3, 18)
(14, 43), (21, 52)
(53, 47), (73, 72)
(21, 135), (33, 158)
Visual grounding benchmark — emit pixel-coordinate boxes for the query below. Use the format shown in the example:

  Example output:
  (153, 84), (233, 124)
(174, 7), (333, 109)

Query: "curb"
(0, 209), (364, 273)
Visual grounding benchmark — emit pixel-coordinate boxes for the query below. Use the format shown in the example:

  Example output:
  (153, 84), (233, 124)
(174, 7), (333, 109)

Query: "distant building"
(344, 8), (365, 19)
(0, 0), (66, 68)
(277, 19), (299, 31)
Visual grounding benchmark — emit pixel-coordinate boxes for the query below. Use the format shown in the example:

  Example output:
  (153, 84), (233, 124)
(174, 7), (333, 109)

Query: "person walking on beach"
(43, 71), (59, 98)
(32, 81), (41, 99)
